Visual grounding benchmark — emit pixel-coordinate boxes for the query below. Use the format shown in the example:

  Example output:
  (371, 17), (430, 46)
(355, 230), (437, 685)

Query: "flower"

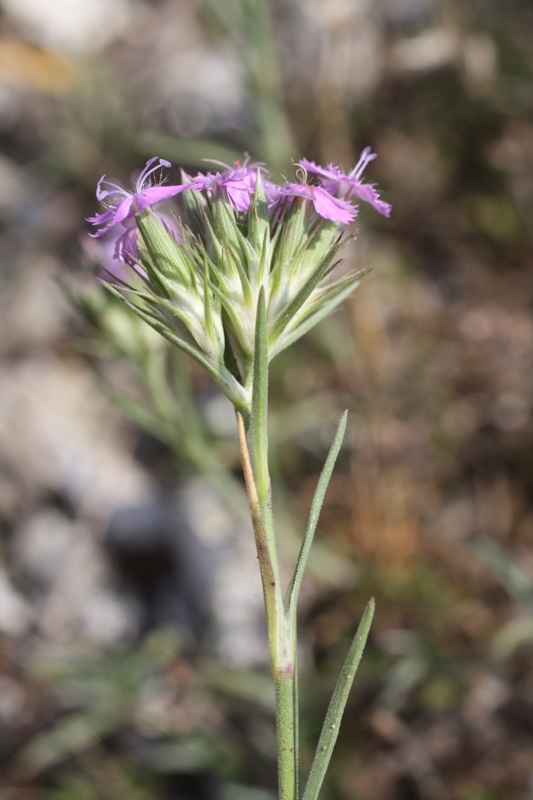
(299, 147), (392, 217)
(87, 157), (193, 238)
(189, 159), (265, 213)
(267, 181), (357, 224)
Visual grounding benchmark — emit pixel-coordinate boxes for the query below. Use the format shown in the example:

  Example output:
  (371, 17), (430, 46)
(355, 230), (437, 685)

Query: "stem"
(237, 412), (297, 800)
(276, 674), (297, 800)
(237, 412), (283, 672)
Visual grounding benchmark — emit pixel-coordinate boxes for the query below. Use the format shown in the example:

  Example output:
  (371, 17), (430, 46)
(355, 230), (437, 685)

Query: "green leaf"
(302, 599), (375, 800)
(287, 411), (348, 622)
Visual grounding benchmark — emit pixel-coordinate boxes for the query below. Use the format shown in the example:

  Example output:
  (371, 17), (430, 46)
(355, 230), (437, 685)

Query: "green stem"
(249, 289), (286, 671)
(276, 673), (297, 800)
(237, 414), (284, 673)
(237, 412), (297, 800)
(238, 288), (299, 798)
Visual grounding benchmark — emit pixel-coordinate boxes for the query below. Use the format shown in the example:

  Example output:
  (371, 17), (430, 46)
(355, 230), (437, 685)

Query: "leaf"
(287, 411), (348, 622)
(302, 599), (375, 800)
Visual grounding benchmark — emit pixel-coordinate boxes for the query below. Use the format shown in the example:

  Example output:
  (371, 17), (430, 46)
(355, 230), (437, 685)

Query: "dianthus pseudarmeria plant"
(89, 149), (390, 800)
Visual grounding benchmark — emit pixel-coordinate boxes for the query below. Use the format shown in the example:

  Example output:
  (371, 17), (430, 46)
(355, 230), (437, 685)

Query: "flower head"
(89, 151), (389, 416)
(299, 147), (391, 217)
(87, 157), (192, 238)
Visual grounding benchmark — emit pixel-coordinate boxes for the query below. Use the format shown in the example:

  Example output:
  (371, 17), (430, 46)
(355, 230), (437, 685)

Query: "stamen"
(136, 157), (171, 191)
(349, 147), (377, 179)
(96, 178), (129, 202)
(201, 158), (232, 170)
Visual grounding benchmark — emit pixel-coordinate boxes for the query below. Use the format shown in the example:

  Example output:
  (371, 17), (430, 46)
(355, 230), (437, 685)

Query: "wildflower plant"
(89, 150), (390, 799)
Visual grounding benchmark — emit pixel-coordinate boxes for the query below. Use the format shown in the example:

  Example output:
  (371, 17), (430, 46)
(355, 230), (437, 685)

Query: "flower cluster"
(88, 151), (390, 414)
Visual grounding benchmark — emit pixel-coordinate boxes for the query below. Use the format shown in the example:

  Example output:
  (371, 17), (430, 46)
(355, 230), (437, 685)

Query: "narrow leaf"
(287, 411), (348, 622)
(302, 599), (375, 800)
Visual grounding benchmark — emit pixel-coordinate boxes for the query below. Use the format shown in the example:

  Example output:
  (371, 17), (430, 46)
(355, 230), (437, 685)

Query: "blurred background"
(0, 0), (532, 798)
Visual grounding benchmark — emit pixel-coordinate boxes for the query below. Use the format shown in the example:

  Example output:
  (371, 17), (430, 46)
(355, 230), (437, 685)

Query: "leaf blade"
(287, 411), (348, 622)
(302, 598), (375, 800)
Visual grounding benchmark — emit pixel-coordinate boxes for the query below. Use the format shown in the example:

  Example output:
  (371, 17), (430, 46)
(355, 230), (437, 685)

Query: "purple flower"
(82, 223), (144, 282)
(266, 180), (357, 225)
(85, 212), (182, 282)
(113, 221), (141, 271)
(299, 147), (392, 218)
(88, 157), (192, 238)
(190, 159), (265, 213)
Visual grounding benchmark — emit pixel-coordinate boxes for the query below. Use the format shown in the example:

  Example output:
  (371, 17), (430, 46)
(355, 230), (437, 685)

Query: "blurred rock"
(0, 568), (33, 637)
(0, 258), (71, 353)
(0, 355), (153, 514)
(0, 155), (33, 218)
(391, 27), (460, 72)
(107, 478), (266, 668)
(2, 0), (132, 56)
(12, 508), (75, 590)
(13, 510), (141, 646)
(0, 674), (31, 727)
